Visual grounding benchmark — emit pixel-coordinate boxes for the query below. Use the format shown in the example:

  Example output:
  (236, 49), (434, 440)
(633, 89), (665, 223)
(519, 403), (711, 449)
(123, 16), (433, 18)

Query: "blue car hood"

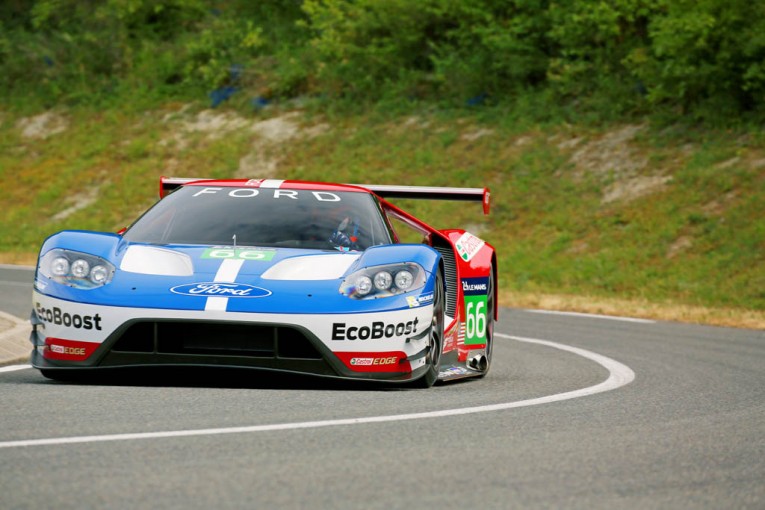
(35, 232), (441, 314)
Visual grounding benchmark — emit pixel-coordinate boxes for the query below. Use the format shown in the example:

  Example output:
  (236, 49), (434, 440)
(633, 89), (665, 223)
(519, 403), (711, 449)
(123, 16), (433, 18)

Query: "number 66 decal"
(462, 277), (489, 345)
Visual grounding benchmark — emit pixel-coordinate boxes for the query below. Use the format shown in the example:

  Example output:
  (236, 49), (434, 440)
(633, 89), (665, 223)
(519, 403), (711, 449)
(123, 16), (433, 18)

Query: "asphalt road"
(0, 264), (34, 320)
(0, 267), (763, 509)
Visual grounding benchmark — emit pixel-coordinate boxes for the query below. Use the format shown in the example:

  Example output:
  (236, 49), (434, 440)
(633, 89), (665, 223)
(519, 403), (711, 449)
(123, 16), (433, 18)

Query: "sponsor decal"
(35, 303), (102, 331)
(462, 277), (489, 345)
(331, 318), (419, 341)
(455, 232), (485, 262)
(406, 292), (434, 308)
(439, 366), (471, 377)
(462, 279), (488, 294)
(337, 352), (410, 373)
(170, 282), (271, 298)
(43, 337), (99, 361)
(202, 247), (276, 261)
(443, 324), (457, 352)
(50, 344), (82, 355)
(350, 356), (398, 366)
(192, 187), (341, 202)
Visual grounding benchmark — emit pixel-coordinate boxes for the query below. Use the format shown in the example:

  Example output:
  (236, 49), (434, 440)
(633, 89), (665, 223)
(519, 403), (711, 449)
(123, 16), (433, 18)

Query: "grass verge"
(1, 102), (763, 329)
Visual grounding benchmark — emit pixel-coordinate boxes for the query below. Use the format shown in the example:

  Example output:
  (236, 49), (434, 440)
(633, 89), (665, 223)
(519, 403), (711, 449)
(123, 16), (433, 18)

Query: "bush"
(0, 0), (763, 122)
(301, 0), (550, 100)
(630, 0), (765, 117)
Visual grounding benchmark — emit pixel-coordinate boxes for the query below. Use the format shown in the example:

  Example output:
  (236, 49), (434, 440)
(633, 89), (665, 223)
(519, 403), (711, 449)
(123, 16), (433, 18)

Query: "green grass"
(1, 101), (763, 321)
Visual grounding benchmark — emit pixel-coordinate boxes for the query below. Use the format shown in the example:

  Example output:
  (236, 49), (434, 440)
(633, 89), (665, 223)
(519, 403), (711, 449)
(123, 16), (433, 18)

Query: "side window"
(387, 215), (430, 245)
(133, 206), (178, 243)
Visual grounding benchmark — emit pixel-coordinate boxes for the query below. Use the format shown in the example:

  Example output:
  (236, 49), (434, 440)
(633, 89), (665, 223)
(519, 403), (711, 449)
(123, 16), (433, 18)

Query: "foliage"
(628, 0), (765, 117)
(300, 0), (550, 100)
(1, 0), (764, 120)
(299, 0), (763, 119)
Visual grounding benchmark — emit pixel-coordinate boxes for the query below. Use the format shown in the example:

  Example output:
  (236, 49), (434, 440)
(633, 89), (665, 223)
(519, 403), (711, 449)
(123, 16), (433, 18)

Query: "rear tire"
(411, 272), (444, 388)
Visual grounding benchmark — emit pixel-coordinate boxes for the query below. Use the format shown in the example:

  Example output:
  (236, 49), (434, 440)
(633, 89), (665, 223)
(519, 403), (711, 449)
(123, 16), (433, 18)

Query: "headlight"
(70, 259), (90, 278)
(373, 271), (393, 291)
(38, 249), (115, 289)
(355, 275), (373, 296)
(89, 265), (110, 285)
(50, 257), (70, 277)
(340, 263), (427, 299)
(394, 270), (414, 290)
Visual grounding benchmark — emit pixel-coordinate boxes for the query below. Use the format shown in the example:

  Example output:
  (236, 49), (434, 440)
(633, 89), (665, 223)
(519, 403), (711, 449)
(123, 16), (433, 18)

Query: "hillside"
(1, 104), (763, 328)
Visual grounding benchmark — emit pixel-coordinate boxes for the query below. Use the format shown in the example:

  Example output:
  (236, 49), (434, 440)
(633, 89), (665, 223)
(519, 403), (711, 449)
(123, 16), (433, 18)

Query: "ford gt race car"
(30, 178), (497, 387)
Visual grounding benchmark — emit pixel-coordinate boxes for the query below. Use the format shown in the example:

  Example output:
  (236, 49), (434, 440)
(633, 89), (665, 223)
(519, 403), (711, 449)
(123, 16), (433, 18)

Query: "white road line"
(0, 334), (635, 449)
(0, 364), (30, 373)
(524, 309), (656, 324)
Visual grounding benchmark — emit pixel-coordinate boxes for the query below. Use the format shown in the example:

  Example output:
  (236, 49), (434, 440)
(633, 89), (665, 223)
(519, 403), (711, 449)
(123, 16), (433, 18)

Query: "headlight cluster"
(340, 263), (427, 299)
(39, 249), (115, 289)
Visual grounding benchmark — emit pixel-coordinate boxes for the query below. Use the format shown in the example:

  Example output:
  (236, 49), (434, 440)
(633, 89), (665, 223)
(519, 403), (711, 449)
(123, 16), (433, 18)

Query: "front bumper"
(30, 292), (433, 382)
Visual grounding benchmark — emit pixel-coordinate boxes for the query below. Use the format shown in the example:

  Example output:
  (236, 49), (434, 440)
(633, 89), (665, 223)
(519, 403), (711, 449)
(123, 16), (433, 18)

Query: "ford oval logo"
(170, 282), (271, 298)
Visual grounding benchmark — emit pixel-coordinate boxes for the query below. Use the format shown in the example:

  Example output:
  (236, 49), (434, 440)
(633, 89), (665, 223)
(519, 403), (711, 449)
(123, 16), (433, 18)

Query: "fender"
(351, 244), (441, 275)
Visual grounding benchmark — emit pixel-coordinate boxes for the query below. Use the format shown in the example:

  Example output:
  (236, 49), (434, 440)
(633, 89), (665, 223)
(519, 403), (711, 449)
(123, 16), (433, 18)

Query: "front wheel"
(411, 271), (444, 388)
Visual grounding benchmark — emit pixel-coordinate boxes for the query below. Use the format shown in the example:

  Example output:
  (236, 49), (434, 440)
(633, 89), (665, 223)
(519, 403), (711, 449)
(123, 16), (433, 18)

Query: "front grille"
(433, 245), (458, 317)
(110, 321), (323, 360)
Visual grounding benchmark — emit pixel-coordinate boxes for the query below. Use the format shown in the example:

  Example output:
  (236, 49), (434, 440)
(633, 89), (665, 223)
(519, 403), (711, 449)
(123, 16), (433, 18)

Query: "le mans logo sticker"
(462, 277), (489, 345)
(455, 232), (485, 262)
(202, 247), (276, 261)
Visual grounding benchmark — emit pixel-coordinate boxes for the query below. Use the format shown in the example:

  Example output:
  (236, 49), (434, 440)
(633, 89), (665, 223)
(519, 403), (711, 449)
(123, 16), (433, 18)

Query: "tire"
(411, 271), (444, 388)
(476, 266), (495, 378)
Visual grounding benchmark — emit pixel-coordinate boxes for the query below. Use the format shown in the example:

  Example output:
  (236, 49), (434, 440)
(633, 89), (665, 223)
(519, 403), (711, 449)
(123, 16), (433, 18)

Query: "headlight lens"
(355, 275), (373, 296)
(373, 271), (393, 291)
(70, 259), (90, 278)
(89, 265), (110, 285)
(340, 263), (427, 299)
(39, 249), (115, 289)
(50, 257), (70, 277)
(394, 270), (414, 290)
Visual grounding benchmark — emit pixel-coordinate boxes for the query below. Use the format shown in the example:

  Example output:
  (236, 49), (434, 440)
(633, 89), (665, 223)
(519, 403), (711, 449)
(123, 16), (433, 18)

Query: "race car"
(30, 177), (497, 387)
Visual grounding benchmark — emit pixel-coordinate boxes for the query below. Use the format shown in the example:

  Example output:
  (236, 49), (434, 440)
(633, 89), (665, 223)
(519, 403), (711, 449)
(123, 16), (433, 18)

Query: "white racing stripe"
(204, 258), (245, 312)
(259, 179), (285, 188)
(0, 334), (635, 449)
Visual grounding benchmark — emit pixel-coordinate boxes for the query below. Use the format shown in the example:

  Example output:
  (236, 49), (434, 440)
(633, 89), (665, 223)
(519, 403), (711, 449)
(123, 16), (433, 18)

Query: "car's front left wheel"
(411, 271), (444, 388)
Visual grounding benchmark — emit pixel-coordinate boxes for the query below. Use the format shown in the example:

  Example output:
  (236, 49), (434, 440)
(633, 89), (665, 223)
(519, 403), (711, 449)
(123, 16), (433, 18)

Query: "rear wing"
(351, 184), (490, 215)
(160, 177), (490, 215)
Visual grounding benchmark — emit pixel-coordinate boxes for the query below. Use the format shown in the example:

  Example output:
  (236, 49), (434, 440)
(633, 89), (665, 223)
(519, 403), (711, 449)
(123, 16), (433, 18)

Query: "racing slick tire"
(411, 271), (444, 388)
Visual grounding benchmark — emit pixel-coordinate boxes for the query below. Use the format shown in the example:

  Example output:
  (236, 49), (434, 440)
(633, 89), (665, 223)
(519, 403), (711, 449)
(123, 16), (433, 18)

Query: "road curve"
(0, 267), (763, 509)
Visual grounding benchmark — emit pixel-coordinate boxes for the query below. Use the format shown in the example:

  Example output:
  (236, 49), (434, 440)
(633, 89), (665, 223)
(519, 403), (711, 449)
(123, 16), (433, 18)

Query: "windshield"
(124, 186), (393, 251)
